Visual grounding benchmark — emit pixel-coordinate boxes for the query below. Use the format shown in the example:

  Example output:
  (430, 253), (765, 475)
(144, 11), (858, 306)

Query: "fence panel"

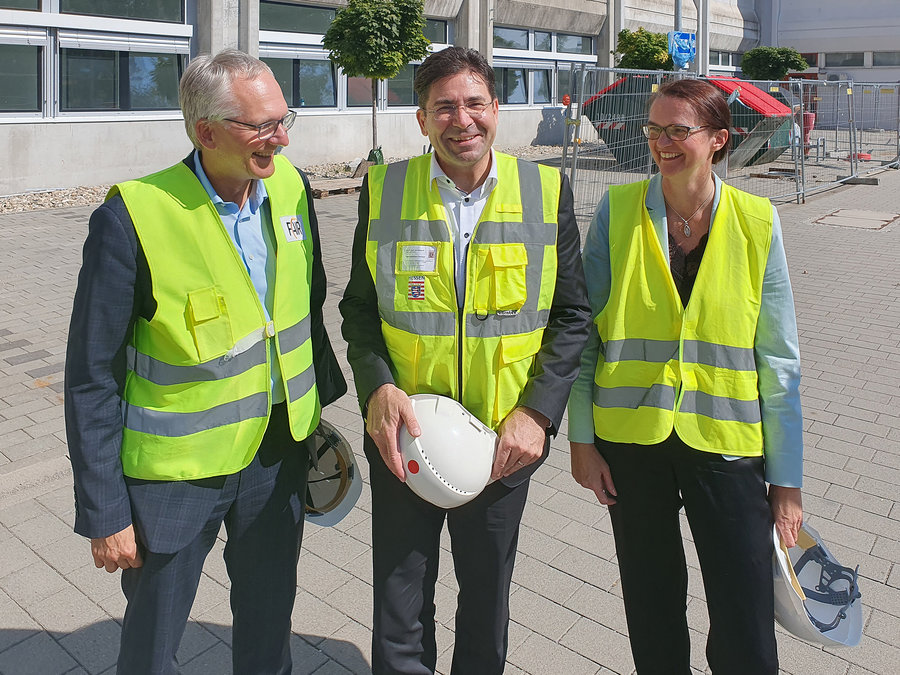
(563, 68), (900, 223)
(852, 82), (900, 174)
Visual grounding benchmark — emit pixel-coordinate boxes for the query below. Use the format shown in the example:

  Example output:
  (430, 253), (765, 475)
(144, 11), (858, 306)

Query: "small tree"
(323, 0), (430, 158)
(613, 28), (674, 71)
(740, 47), (809, 81)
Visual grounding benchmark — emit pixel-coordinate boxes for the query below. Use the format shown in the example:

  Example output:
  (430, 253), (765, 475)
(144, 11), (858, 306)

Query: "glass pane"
(298, 59), (336, 107)
(424, 19), (446, 44)
(0, 1), (40, 9)
(532, 70), (550, 104)
(557, 33), (592, 55)
(61, 48), (117, 111)
(347, 76), (372, 107)
(260, 1), (335, 34)
(824, 52), (864, 67)
(387, 64), (416, 107)
(0, 44), (40, 111)
(496, 67), (526, 104)
(534, 31), (551, 52)
(493, 26), (528, 50)
(557, 68), (573, 102)
(61, 0), (183, 22)
(128, 53), (181, 110)
(873, 52), (900, 67)
(800, 53), (818, 68)
(264, 57), (295, 104)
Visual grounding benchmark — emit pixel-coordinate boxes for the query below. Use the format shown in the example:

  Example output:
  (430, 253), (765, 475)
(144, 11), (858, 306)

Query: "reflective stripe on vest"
(116, 156), (320, 480)
(366, 153), (560, 429)
(592, 180), (771, 455)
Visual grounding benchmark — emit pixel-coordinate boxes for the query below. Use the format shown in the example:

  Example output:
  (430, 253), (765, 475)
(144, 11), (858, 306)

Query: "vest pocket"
(380, 320), (421, 392)
(493, 329), (543, 426)
(473, 243), (529, 313)
(186, 287), (233, 362)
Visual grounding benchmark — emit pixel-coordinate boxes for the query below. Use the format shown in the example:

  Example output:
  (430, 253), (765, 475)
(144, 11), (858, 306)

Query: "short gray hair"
(179, 49), (274, 149)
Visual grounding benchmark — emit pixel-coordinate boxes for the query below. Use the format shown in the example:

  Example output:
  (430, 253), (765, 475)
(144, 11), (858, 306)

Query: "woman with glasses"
(567, 78), (804, 674)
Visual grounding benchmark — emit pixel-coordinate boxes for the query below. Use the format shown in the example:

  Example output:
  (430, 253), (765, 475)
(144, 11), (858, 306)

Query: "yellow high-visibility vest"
(115, 155), (319, 480)
(365, 153), (561, 430)
(593, 179), (772, 455)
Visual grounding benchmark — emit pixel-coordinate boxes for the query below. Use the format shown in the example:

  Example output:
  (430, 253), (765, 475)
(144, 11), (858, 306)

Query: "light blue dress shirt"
(566, 173), (804, 487)
(193, 152), (285, 403)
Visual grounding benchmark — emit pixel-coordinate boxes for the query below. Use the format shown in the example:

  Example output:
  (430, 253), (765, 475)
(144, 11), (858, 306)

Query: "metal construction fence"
(560, 66), (900, 224)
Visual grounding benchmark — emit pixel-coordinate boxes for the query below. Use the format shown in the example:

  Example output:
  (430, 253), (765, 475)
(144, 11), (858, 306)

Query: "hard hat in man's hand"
(399, 394), (497, 509)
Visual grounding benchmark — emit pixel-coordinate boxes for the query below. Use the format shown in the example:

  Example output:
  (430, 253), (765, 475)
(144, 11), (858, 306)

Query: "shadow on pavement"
(0, 621), (371, 674)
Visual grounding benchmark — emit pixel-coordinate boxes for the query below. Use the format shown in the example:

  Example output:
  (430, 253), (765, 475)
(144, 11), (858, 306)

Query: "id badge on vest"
(280, 214), (306, 242)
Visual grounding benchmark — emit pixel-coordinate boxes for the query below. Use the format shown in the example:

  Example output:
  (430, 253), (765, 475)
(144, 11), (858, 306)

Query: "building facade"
(1, 0), (897, 194)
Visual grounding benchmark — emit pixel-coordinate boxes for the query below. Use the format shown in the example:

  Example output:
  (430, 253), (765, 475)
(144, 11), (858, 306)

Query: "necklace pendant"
(682, 221), (691, 237)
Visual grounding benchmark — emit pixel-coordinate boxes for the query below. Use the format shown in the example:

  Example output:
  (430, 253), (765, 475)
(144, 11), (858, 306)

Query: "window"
(264, 57), (336, 108)
(260, 2), (335, 34)
(534, 31), (552, 52)
(387, 64), (417, 107)
(557, 33), (592, 55)
(873, 51), (900, 67)
(800, 53), (818, 68)
(532, 70), (550, 104)
(824, 52), (864, 67)
(495, 67), (527, 104)
(60, 49), (183, 111)
(0, 44), (41, 112)
(493, 26), (528, 50)
(347, 76), (372, 107)
(61, 0), (183, 23)
(1, 0), (40, 9)
(424, 19), (447, 44)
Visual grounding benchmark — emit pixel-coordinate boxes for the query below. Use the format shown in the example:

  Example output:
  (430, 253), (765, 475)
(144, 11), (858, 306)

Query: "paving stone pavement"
(0, 168), (898, 675)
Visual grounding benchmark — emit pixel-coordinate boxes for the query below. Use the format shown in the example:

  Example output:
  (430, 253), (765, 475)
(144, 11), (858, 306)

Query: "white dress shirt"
(429, 150), (498, 307)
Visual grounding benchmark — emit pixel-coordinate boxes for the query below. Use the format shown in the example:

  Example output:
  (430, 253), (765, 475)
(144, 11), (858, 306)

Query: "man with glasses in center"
(65, 49), (345, 674)
(340, 46), (590, 673)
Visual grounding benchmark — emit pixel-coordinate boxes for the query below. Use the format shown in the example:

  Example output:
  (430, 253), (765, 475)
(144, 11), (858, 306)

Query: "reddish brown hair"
(648, 79), (731, 164)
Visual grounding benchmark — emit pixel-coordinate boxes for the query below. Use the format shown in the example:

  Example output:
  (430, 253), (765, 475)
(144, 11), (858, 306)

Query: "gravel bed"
(0, 145), (563, 214)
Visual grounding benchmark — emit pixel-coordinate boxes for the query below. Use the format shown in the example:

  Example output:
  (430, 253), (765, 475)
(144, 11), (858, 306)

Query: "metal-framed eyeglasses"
(641, 123), (708, 141)
(222, 110), (297, 140)
(422, 101), (493, 121)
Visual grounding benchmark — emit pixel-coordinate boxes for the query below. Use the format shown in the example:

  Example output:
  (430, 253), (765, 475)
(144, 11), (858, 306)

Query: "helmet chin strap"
(793, 545), (861, 633)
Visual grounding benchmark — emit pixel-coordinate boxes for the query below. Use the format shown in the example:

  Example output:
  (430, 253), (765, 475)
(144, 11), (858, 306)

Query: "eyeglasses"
(222, 110), (297, 140)
(422, 101), (493, 121)
(641, 123), (708, 141)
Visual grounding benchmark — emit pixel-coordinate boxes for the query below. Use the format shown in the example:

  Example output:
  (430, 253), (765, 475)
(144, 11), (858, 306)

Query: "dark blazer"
(65, 154), (346, 551)
(338, 163), (591, 486)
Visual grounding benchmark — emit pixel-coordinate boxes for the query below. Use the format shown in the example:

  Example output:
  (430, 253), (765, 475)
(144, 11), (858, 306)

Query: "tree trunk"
(371, 78), (378, 152)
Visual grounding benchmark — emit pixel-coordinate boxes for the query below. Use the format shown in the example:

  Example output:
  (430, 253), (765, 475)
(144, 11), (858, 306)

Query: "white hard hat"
(773, 522), (862, 647)
(399, 394), (498, 509)
(305, 419), (362, 527)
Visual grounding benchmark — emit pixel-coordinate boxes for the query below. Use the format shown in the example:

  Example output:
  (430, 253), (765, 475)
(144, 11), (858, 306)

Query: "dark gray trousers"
(118, 405), (308, 675)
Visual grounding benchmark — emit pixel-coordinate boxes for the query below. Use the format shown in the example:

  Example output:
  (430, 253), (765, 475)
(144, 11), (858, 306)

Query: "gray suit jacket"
(65, 154), (346, 552)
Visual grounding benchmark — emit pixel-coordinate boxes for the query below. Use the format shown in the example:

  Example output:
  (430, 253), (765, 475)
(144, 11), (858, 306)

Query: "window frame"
(824, 52), (865, 68)
(0, 9), (190, 121)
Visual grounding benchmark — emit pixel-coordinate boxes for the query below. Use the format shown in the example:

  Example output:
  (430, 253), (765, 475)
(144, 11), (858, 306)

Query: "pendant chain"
(665, 187), (714, 238)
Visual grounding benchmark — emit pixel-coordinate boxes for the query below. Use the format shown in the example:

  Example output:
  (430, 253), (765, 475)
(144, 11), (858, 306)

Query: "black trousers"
(597, 432), (777, 675)
(118, 405), (309, 675)
(365, 434), (530, 675)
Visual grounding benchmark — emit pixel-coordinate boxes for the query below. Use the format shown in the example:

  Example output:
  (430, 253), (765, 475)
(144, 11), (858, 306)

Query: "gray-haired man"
(66, 49), (345, 674)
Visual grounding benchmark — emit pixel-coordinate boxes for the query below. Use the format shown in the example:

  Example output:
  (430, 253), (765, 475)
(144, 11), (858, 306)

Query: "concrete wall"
(495, 0), (605, 34)
(0, 108), (564, 195)
(624, 0), (759, 52)
(775, 0), (900, 82)
(0, 120), (189, 195)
